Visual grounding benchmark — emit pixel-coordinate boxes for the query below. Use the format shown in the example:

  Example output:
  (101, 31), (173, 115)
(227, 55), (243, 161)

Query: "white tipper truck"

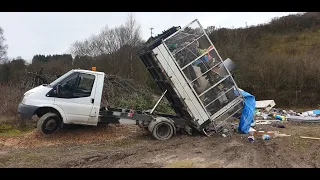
(18, 19), (244, 140)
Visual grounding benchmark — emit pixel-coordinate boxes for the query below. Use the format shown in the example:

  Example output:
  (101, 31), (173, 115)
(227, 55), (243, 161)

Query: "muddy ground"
(1, 121), (320, 168)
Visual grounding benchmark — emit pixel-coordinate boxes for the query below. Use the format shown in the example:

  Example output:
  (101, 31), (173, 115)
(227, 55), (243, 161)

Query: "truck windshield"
(49, 70), (74, 87)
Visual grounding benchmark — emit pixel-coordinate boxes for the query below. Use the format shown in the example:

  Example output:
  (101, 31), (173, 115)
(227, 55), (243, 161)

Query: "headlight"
(21, 92), (33, 104)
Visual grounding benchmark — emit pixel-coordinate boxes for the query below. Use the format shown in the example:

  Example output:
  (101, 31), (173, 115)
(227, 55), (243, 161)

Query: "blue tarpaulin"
(312, 110), (320, 115)
(235, 89), (256, 134)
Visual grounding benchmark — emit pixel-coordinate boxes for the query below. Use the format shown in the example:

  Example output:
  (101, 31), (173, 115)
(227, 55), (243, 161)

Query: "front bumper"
(17, 103), (38, 119)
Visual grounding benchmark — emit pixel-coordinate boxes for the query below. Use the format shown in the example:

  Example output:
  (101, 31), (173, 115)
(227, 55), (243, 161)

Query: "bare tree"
(0, 27), (8, 63)
(120, 13), (142, 47)
(69, 13), (143, 57)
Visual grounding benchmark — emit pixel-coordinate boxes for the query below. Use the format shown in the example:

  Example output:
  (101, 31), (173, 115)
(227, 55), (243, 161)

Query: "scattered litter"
(222, 134), (227, 138)
(256, 120), (281, 125)
(313, 110), (320, 115)
(248, 127), (256, 135)
(288, 110), (295, 114)
(252, 104), (320, 123)
(256, 120), (281, 122)
(252, 130), (279, 137)
(255, 100), (276, 112)
(300, 136), (320, 140)
(300, 110), (320, 117)
(232, 124), (238, 130)
(253, 100), (282, 122)
(247, 130), (290, 143)
(222, 129), (229, 134)
(255, 110), (261, 116)
(262, 134), (270, 140)
(275, 115), (286, 121)
(255, 112), (272, 120)
(248, 136), (255, 142)
(256, 121), (272, 125)
(262, 113), (270, 120)
(286, 116), (320, 123)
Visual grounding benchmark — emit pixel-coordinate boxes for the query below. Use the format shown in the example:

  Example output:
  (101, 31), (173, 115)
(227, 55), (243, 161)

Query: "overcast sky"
(0, 12), (299, 61)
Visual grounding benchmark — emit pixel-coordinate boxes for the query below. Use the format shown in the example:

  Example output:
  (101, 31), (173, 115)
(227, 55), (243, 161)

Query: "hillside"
(1, 12), (320, 120)
(208, 12), (320, 107)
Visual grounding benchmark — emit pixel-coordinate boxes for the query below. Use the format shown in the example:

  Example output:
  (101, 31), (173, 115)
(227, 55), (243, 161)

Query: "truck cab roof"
(73, 69), (105, 76)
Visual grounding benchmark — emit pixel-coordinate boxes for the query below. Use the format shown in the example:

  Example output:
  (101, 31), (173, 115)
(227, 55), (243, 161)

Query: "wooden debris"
(276, 134), (291, 137)
(255, 120), (282, 125)
(300, 136), (320, 140)
(256, 122), (272, 125)
(252, 130), (279, 137)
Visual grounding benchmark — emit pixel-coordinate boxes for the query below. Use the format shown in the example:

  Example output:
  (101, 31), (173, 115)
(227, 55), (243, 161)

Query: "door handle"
(91, 98), (94, 104)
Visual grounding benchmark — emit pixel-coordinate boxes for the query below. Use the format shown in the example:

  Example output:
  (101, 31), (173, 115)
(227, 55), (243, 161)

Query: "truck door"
(54, 72), (97, 124)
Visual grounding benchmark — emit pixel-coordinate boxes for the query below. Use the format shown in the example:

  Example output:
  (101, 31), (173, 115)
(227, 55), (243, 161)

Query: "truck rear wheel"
(37, 112), (61, 135)
(148, 118), (175, 140)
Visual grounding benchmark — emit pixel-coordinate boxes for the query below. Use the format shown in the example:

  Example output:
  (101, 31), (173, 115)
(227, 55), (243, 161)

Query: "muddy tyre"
(148, 118), (175, 140)
(37, 112), (61, 135)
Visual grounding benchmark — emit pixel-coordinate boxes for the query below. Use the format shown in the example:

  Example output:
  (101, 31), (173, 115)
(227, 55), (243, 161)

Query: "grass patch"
(0, 116), (36, 137)
(0, 124), (22, 136)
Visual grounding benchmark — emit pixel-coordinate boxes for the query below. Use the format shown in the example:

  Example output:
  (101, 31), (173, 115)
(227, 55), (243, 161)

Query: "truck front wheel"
(37, 112), (62, 135)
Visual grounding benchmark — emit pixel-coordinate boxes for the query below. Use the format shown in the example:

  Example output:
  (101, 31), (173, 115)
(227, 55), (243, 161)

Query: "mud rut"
(1, 123), (320, 168)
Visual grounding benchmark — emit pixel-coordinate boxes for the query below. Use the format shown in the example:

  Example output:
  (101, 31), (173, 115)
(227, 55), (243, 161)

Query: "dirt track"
(1, 122), (320, 168)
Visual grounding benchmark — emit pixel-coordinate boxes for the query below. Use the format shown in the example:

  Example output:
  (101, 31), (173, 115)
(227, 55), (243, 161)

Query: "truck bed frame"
(137, 19), (244, 136)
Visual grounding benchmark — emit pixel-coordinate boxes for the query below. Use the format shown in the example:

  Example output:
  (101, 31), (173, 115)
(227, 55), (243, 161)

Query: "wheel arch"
(34, 106), (66, 123)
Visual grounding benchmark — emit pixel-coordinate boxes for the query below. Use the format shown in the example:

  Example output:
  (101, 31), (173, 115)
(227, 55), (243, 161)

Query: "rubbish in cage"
(139, 19), (244, 134)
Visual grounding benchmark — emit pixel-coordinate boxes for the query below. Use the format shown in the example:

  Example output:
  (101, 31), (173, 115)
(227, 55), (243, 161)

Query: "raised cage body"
(138, 19), (244, 132)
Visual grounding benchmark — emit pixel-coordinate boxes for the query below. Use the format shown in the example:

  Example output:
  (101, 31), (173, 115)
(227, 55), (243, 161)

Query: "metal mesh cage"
(162, 19), (243, 122)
